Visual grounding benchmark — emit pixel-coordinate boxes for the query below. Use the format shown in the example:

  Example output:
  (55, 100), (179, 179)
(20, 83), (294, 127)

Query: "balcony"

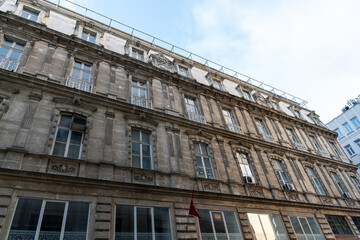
(66, 76), (92, 92)
(318, 149), (330, 158)
(131, 96), (152, 109)
(0, 57), (19, 71)
(260, 133), (276, 143)
(187, 112), (205, 124)
(293, 142), (308, 152)
(226, 123), (243, 134)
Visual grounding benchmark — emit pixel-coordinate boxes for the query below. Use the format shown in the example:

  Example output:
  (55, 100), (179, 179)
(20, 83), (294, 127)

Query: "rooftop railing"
(51, 0), (308, 108)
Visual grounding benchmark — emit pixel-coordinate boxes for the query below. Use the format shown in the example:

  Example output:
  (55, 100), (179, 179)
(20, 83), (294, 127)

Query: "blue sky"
(52, 0), (360, 123)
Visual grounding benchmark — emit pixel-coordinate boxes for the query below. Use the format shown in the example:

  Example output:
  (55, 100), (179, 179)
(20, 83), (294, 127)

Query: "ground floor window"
(115, 205), (171, 240)
(198, 209), (242, 240)
(326, 215), (353, 236)
(247, 213), (287, 240)
(352, 217), (360, 232)
(8, 198), (89, 240)
(289, 216), (324, 240)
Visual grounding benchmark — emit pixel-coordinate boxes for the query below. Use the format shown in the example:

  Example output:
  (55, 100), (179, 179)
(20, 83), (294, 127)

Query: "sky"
(51, 0), (360, 123)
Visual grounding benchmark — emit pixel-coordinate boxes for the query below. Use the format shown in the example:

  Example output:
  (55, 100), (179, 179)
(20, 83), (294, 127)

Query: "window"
(330, 172), (350, 198)
(305, 167), (325, 195)
(52, 115), (86, 159)
(131, 48), (145, 61)
(81, 29), (96, 43)
(352, 217), (360, 232)
(355, 139), (360, 149)
(345, 145), (356, 157)
(198, 210), (242, 240)
(0, 40), (24, 71)
(286, 128), (299, 143)
(8, 198), (89, 240)
(334, 128), (344, 139)
(213, 80), (225, 91)
(351, 117), (360, 128)
(242, 90), (253, 101)
(66, 61), (92, 92)
(247, 213), (287, 240)
(343, 122), (353, 134)
(20, 8), (39, 21)
(329, 142), (343, 158)
(178, 65), (190, 78)
(194, 143), (214, 179)
(131, 80), (151, 108)
(131, 129), (152, 169)
(255, 118), (268, 136)
(326, 216), (353, 236)
(350, 177), (360, 193)
(272, 160), (293, 190)
(115, 205), (171, 240)
(235, 152), (256, 183)
(309, 135), (322, 152)
(222, 109), (241, 133)
(289, 216), (324, 240)
(185, 97), (204, 123)
(272, 101), (281, 111)
(288, 107), (302, 119)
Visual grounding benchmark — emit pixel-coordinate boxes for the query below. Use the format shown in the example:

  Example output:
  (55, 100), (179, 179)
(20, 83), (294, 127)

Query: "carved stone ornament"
(320, 196), (332, 205)
(0, 98), (10, 119)
(202, 181), (220, 192)
(149, 53), (175, 73)
(52, 97), (97, 112)
(287, 191), (300, 201)
(133, 172), (154, 184)
(252, 91), (269, 107)
(49, 161), (77, 176)
(345, 199), (356, 207)
(249, 188), (264, 197)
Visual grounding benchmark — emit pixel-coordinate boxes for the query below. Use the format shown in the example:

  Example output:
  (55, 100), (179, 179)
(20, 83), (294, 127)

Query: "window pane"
(137, 207), (152, 240)
(299, 217), (315, 240)
(9, 51), (21, 60)
(212, 212), (227, 240)
(198, 210), (215, 240)
(67, 144), (81, 159)
(132, 155), (140, 168)
(59, 115), (72, 128)
(154, 207), (171, 240)
(55, 128), (69, 143)
(81, 72), (90, 81)
(224, 211), (242, 240)
(132, 142), (140, 155)
(194, 144), (200, 154)
(143, 157), (151, 170)
(39, 202), (66, 240)
(142, 132), (151, 144)
(248, 213), (266, 240)
(142, 144), (151, 157)
(64, 202), (89, 240)
(132, 129), (140, 141)
(72, 68), (81, 78)
(8, 198), (42, 240)
(307, 217), (323, 240)
(70, 131), (82, 145)
(259, 214), (276, 240)
(115, 205), (134, 240)
(53, 142), (67, 157)
(73, 117), (86, 126)
(270, 214), (287, 240)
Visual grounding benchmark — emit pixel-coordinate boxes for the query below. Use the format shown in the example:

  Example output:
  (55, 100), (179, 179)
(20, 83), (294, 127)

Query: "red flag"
(189, 190), (201, 218)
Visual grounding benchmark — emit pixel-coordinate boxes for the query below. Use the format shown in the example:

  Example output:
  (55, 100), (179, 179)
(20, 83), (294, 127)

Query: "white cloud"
(188, 0), (360, 123)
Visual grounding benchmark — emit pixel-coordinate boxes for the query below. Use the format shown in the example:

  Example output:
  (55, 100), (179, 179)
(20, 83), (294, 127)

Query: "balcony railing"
(293, 142), (308, 152)
(226, 123), (243, 134)
(261, 133), (276, 143)
(0, 57), (19, 71)
(66, 76), (92, 92)
(131, 96), (152, 109)
(187, 112), (205, 124)
(318, 149), (330, 158)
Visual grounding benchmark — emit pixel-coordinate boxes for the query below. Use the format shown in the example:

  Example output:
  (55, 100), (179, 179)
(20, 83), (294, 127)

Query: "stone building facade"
(0, 0), (360, 240)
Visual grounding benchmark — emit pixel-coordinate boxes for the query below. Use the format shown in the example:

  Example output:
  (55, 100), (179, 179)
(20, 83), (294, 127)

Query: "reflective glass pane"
(14, 43), (24, 51)
(201, 144), (208, 155)
(55, 128), (69, 143)
(115, 205), (134, 240)
(70, 132), (82, 145)
(0, 47), (9, 57)
(64, 202), (89, 240)
(73, 117), (86, 126)
(59, 116), (72, 128)
(3, 40), (12, 46)
(270, 214), (287, 240)
(137, 207), (152, 240)
(259, 214), (276, 240)
(8, 198), (42, 240)
(248, 213), (266, 240)
(83, 64), (91, 71)
(154, 207), (171, 240)
(9, 51), (21, 60)
(194, 144), (200, 154)
(132, 129), (140, 141)
(299, 217), (315, 240)
(224, 211), (242, 240)
(53, 142), (66, 157)
(132, 143), (140, 156)
(67, 144), (80, 159)
(74, 62), (82, 68)
(72, 68), (81, 77)
(212, 212), (227, 240)
(81, 72), (90, 81)
(142, 145), (151, 157)
(198, 210), (215, 240)
(30, 15), (38, 21)
(39, 202), (65, 240)
(143, 157), (151, 169)
(142, 132), (151, 144)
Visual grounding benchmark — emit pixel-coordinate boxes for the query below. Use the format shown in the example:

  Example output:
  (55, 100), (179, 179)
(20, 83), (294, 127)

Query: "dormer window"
(20, 8), (39, 22)
(81, 29), (96, 43)
(242, 90), (253, 102)
(178, 65), (190, 77)
(131, 48), (145, 61)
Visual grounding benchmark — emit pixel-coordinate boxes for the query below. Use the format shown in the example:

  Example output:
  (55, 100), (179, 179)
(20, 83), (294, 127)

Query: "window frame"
(334, 128), (344, 139)
(308, 135), (322, 152)
(354, 139), (360, 149)
(131, 128), (153, 170)
(20, 7), (39, 22)
(81, 29), (97, 43)
(350, 176), (360, 193)
(194, 142), (215, 179)
(254, 118), (269, 136)
(330, 172), (350, 197)
(351, 116), (360, 129)
(289, 215), (324, 240)
(286, 128), (299, 144)
(345, 145), (356, 157)
(247, 212), (287, 240)
(343, 122), (353, 134)
(305, 167), (326, 195)
(184, 96), (199, 114)
(326, 215), (354, 236)
(0, 39), (25, 71)
(235, 152), (256, 183)
(272, 159), (293, 189)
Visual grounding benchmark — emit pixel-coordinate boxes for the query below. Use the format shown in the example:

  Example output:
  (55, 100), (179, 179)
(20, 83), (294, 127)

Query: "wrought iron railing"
(200, 232), (242, 240)
(66, 76), (92, 92)
(131, 96), (152, 109)
(0, 57), (19, 71)
(226, 123), (243, 134)
(187, 112), (206, 124)
(261, 133), (276, 143)
(293, 141), (308, 152)
(115, 232), (172, 240)
(8, 230), (87, 240)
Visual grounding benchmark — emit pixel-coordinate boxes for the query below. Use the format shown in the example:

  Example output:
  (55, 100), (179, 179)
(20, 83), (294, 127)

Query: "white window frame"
(185, 97), (199, 114)
(20, 7), (39, 22)
(131, 129), (153, 169)
(286, 128), (299, 143)
(81, 29), (97, 43)
(330, 172), (349, 197)
(71, 61), (92, 82)
(0, 40), (24, 71)
(273, 160), (291, 187)
(255, 118), (268, 136)
(194, 143), (215, 179)
(289, 215), (324, 240)
(131, 47), (145, 61)
(345, 145), (355, 156)
(222, 109), (236, 126)
(235, 152), (255, 179)
(351, 117), (360, 129)
(343, 122), (353, 134)
(309, 135), (322, 151)
(305, 167), (325, 195)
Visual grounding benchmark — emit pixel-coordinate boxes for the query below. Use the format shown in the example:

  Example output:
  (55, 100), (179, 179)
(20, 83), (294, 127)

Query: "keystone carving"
(149, 53), (175, 73)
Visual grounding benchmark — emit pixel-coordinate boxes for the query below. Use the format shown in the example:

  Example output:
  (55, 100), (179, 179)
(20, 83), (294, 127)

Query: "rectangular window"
(329, 142), (343, 158)
(326, 215), (353, 235)
(178, 65), (189, 77)
(131, 129), (152, 169)
(198, 210), (242, 240)
(52, 115), (86, 159)
(213, 80), (225, 91)
(8, 198), (89, 240)
(0, 40), (24, 71)
(20, 8), (39, 21)
(185, 97), (198, 114)
(131, 80), (151, 108)
(81, 30), (96, 43)
(286, 128), (299, 143)
(345, 145), (356, 156)
(235, 152), (255, 183)
(242, 90), (253, 101)
(355, 139), (360, 149)
(273, 160), (293, 189)
(222, 109), (241, 133)
(351, 177), (360, 193)
(309, 135), (322, 151)
(247, 213), (287, 240)
(255, 118), (268, 136)
(334, 128), (344, 139)
(343, 122), (353, 134)
(194, 143), (214, 179)
(352, 217), (360, 232)
(293, 109), (302, 119)
(131, 48), (145, 61)
(305, 167), (325, 195)
(289, 216), (324, 240)
(115, 205), (171, 240)
(330, 172), (350, 197)
(351, 117), (360, 128)
(272, 101), (281, 111)
(66, 61), (92, 92)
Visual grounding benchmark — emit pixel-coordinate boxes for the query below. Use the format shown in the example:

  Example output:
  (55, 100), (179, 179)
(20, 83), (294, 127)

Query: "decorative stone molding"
(286, 191), (300, 201)
(202, 181), (220, 192)
(52, 97), (97, 112)
(0, 98), (10, 120)
(248, 186), (264, 197)
(228, 140), (252, 151)
(185, 129), (213, 142)
(320, 196), (333, 205)
(149, 53), (175, 73)
(124, 113), (158, 127)
(132, 171), (154, 184)
(252, 91), (270, 107)
(48, 160), (77, 176)
(345, 199), (356, 207)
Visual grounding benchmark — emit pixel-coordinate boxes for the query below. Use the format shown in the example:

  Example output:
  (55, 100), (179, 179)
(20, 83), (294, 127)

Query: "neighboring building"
(0, 0), (360, 240)
(327, 96), (360, 170)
